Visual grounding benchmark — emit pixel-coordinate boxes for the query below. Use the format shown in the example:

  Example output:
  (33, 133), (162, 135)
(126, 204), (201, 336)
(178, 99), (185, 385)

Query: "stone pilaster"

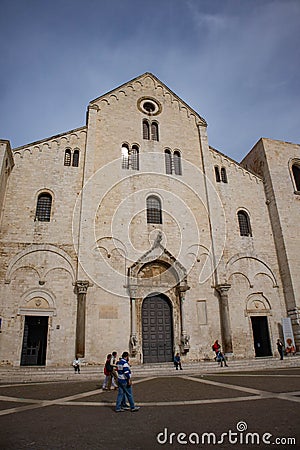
(287, 307), (300, 351)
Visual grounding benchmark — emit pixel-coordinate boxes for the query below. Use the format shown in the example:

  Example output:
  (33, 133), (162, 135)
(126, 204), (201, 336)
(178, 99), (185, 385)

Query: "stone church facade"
(0, 73), (299, 367)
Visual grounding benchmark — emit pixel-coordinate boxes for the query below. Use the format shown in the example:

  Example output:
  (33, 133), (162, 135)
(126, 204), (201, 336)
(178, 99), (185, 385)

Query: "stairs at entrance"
(0, 356), (299, 383)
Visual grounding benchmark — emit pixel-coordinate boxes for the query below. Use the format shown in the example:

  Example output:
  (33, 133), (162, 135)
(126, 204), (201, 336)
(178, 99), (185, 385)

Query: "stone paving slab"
(0, 400), (33, 411)
(203, 372), (300, 393)
(0, 380), (101, 400)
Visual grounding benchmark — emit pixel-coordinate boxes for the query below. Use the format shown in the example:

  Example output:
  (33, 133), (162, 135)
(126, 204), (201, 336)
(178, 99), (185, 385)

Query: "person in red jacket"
(212, 340), (221, 360)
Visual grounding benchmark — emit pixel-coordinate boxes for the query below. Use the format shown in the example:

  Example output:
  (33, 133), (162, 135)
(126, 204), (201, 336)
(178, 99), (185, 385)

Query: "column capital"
(177, 282), (190, 297)
(75, 280), (91, 295)
(215, 283), (231, 296)
(128, 284), (138, 299)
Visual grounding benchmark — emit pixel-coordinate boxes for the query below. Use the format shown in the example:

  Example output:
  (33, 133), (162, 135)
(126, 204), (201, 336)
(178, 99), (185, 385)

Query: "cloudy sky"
(0, 0), (299, 162)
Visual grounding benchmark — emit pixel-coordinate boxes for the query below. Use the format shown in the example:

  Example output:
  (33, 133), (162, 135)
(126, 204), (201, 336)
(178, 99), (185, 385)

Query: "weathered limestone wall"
(0, 128), (86, 365)
(242, 138), (300, 348)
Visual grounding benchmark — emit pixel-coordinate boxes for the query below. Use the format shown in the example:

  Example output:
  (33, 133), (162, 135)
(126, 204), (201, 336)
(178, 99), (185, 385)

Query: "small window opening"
(64, 149), (71, 166)
(147, 196), (162, 224)
(143, 120), (150, 140)
(151, 122), (159, 141)
(131, 145), (139, 170)
(221, 167), (228, 183)
(35, 193), (52, 222)
(174, 151), (182, 175)
(72, 150), (79, 167)
(237, 210), (252, 237)
(165, 149), (172, 175)
(122, 144), (129, 169)
(292, 164), (300, 191)
(143, 102), (155, 113)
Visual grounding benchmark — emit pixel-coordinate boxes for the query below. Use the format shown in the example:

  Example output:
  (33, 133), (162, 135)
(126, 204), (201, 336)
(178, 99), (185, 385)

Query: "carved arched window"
(143, 120), (150, 140)
(72, 149), (79, 167)
(121, 144), (129, 169)
(151, 122), (159, 141)
(221, 167), (228, 183)
(215, 166), (220, 182)
(147, 195), (162, 224)
(165, 149), (172, 174)
(237, 210), (252, 237)
(174, 150), (182, 175)
(64, 149), (71, 166)
(131, 145), (139, 170)
(35, 193), (52, 222)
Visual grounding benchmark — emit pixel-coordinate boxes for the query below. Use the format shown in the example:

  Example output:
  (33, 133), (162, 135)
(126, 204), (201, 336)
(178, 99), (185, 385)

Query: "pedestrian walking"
(115, 351), (140, 412)
(212, 340), (221, 360)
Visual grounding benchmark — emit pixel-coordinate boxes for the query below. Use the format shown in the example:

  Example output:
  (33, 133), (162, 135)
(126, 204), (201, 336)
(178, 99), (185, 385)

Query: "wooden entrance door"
(251, 316), (272, 357)
(142, 294), (173, 363)
(21, 316), (48, 366)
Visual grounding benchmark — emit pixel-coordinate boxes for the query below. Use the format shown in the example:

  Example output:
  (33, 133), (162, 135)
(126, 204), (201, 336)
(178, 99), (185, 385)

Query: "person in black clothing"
(277, 339), (284, 360)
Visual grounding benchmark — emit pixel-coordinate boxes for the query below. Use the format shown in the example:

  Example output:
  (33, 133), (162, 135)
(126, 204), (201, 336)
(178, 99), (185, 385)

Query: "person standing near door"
(277, 339), (284, 360)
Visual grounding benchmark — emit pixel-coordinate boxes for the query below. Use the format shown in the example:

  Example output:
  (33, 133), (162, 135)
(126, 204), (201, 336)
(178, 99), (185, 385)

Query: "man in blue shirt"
(115, 351), (140, 412)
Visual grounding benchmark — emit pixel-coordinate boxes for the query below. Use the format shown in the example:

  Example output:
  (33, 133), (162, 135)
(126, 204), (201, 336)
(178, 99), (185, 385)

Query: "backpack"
(104, 358), (113, 375)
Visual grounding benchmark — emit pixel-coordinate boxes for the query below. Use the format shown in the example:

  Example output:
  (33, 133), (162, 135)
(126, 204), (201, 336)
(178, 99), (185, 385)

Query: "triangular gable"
(89, 72), (207, 126)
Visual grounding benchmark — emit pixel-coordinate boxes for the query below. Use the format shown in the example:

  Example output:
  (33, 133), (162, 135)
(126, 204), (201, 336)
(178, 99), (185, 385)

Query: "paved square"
(0, 368), (299, 449)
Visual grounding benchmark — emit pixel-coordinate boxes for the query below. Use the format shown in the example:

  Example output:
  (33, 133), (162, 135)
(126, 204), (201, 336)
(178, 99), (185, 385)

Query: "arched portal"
(142, 293), (173, 363)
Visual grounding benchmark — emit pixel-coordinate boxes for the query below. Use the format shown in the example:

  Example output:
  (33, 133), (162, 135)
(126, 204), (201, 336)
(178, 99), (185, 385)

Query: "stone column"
(216, 284), (233, 354)
(178, 283), (190, 353)
(75, 281), (90, 358)
(288, 307), (300, 351)
(129, 285), (138, 356)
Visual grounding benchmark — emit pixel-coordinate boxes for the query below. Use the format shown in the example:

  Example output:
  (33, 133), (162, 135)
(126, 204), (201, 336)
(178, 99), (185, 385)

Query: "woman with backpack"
(102, 353), (113, 390)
